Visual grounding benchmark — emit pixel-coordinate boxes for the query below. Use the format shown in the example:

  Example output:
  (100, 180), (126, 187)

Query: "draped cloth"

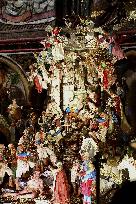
(54, 170), (70, 204)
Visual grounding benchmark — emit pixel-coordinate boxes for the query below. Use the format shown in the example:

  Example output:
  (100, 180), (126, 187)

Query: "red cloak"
(54, 170), (70, 204)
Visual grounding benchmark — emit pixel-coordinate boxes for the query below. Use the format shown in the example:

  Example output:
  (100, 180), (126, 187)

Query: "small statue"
(8, 99), (21, 123)
(71, 160), (80, 195)
(80, 153), (96, 204)
(35, 127), (46, 145)
(53, 162), (70, 204)
(16, 144), (35, 190)
(0, 160), (13, 187)
(7, 144), (17, 188)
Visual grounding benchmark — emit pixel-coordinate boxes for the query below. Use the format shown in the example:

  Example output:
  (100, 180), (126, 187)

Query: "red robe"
(34, 75), (42, 93)
(103, 69), (109, 90)
(54, 170), (70, 204)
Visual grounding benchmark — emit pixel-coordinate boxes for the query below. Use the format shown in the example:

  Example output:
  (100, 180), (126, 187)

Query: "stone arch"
(122, 50), (136, 130)
(0, 55), (30, 103)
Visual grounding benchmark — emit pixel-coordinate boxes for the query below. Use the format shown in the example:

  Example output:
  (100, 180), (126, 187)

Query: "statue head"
(56, 161), (63, 170)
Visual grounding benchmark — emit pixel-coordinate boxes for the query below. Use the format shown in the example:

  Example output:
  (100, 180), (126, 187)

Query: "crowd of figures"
(0, 64), (135, 204)
(0, 95), (98, 204)
(0, 28), (135, 202)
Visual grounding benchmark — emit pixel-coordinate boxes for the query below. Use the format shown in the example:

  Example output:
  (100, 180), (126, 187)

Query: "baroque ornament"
(30, 18), (125, 114)
(33, 18), (120, 73)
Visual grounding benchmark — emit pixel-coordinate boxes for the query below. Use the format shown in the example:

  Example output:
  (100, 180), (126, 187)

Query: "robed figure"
(80, 154), (96, 204)
(53, 162), (70, 204)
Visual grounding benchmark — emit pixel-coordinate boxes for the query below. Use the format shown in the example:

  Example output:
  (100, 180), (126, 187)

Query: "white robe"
(0, 163), (13, 184)
(52, 42), (64, 61)
(16, 159), (35, 178)
(37, 146), (57, 164)
(118, 157), (136, 182)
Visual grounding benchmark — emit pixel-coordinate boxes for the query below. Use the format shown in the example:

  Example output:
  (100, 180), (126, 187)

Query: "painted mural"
(0, 64), (26, 109)
(0, 0), (55, 24)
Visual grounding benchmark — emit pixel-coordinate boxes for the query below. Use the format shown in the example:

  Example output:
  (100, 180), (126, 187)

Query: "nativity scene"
(0, 0), (136, 204)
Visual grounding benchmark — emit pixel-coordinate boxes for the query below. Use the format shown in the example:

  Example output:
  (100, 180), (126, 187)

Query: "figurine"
(53, 162), (70, 204)
(7, 144), (17, 188)
(8, 99), (21, 122)
(16, 170), (44, 199)
(0, 160), (13, 187)
(16, 144), (35, 190)
(71, 160), (80, 195)
(80, 153), (96, 204)
(35, 127), (46, 145)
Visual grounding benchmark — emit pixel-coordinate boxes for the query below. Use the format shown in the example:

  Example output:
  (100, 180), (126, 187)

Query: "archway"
(0, 55), (30, 104)
(124, 50), (136, 130)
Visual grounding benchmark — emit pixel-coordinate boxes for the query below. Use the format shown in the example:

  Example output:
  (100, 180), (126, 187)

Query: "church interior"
(0, 0), (136, 204)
